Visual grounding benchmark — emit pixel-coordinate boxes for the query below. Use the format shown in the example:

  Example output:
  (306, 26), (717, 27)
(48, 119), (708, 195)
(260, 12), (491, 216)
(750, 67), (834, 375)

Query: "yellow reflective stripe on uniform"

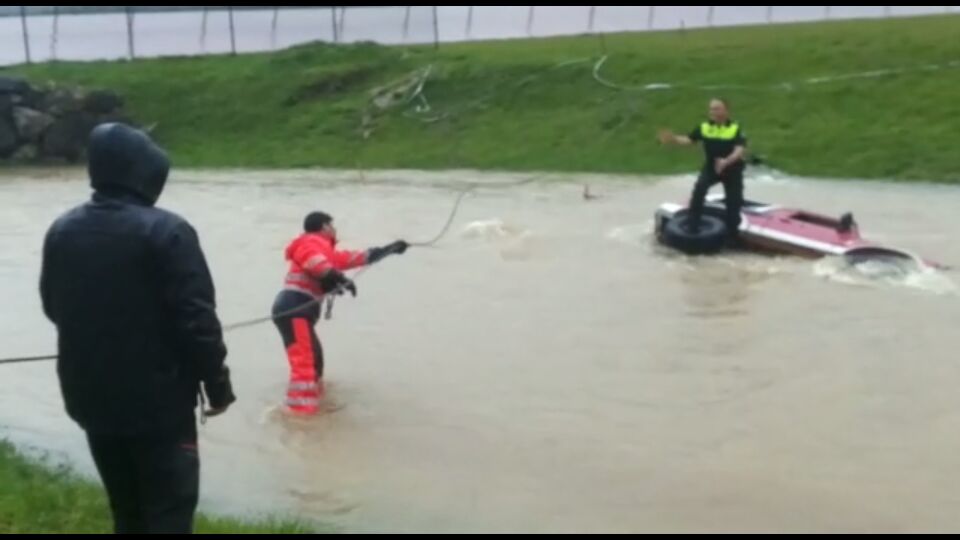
(700, 122), (740, 140)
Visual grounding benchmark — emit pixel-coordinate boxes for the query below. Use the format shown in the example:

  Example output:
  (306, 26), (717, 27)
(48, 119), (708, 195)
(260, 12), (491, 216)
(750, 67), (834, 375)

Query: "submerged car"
(654, 194), (943, 269)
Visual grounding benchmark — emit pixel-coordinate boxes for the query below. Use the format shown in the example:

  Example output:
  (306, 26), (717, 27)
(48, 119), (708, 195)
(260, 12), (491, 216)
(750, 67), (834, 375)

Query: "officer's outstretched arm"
(658, 129), (694, 146)
(328, 247), (368, 270)
(364, 240), (409, 265)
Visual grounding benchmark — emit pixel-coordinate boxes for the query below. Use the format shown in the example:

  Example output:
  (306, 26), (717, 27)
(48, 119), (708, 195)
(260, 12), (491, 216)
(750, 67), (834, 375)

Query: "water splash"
(605, 223), (650, 246)
(460, 218), (536, 261)
(460, 218), (527, 241)
(813, 256), (957, 295)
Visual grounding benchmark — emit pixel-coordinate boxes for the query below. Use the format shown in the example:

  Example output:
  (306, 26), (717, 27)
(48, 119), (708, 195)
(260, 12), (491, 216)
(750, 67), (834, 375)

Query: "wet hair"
(303, 211), (333, 233)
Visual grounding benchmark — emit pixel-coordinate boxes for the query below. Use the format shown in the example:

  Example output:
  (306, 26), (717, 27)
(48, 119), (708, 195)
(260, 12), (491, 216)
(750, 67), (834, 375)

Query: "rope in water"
(0, 184), (476, 365)
(408, 185), (473, 248)
(0, 355), (58, 365)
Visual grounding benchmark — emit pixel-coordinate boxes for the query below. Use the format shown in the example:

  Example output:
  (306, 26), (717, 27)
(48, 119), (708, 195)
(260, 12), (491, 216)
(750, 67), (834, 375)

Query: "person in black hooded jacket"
(39, 123), (236, 534)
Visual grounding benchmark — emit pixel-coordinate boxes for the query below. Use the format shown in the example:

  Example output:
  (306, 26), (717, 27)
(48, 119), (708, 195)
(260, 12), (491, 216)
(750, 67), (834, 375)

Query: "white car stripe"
(741, 224), (848, 255)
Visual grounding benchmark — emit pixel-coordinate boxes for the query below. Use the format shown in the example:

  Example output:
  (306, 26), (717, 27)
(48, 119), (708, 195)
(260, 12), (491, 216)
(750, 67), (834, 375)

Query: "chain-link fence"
(1, 6), (957, 66)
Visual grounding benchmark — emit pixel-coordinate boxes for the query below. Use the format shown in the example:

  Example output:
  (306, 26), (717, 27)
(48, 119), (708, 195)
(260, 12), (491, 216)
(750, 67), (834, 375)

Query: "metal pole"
(200, 6), (209, 51)
(338, 7), (346, 39)
(20, 6), (31, 64)
(526, 6), (535, 36)
(51, 5), (59, 60)
(824, 6), (831, 19)
(228, 5), (236, 55)
(588, 6), (596, 32)
(270, 7), (279, 50)
(884, 6), (891, 17)
(432, 5), (439, 49)
(647, 6), (655, 29)
(766, 6), (773, 23)
(465, 6), (473, 38)
(403, 6), (411, 42)
(331, 7), (338, 42)
(707, 6), (715, 27)
(125, 6), (135, 60)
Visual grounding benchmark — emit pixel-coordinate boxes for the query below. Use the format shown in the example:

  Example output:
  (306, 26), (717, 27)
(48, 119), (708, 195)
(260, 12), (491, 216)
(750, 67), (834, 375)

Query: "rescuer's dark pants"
(86, 424), (199, 534)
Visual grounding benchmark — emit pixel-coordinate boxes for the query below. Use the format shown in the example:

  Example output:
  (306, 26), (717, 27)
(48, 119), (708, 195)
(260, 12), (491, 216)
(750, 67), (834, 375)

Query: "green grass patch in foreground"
(4, 15), (960, 181)
(0, 441), (314, 533)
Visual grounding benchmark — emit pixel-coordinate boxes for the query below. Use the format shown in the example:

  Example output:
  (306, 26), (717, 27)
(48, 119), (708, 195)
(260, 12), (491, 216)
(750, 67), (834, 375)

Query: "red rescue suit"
(273, 233), (368, 415)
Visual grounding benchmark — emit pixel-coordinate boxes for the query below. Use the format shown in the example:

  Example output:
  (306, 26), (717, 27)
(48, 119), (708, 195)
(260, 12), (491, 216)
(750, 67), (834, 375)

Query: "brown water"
(1, 168), (959, 533)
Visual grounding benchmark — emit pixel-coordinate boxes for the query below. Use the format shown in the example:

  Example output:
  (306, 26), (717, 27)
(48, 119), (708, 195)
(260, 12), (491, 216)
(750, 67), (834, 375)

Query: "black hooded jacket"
(40, 123), (229, 436)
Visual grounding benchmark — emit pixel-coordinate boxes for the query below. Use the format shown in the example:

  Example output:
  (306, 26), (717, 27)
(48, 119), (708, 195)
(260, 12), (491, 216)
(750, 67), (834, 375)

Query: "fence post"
(465, 6), (473, 38)
(432, 5), (439, 49)
(588, 6), (596, 32)
(647, 6), (655, 29)
(125, 6), (135, 60)
(200, 6), (209, 51)
(526, 6), (535, 36)
(270, 7), (279, 50)
(20, 6), (31, 64)
(331, 7), (338, 42)
(51, 5), (60, 60)
(228, 6), (237, 55)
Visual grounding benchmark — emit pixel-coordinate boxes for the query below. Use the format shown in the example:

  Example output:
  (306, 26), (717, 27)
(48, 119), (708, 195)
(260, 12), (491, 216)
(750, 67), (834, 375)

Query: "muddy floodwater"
(1, 168), (959, 533)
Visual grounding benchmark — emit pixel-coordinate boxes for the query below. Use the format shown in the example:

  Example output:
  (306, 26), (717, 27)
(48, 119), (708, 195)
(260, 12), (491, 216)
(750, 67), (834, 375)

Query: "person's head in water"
(708, 98), (730, 124)
(304, 211), (337, 242)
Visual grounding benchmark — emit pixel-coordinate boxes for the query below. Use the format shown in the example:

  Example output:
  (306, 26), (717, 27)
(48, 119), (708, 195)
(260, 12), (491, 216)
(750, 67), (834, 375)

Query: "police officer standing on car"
(659, 98), (748, 239)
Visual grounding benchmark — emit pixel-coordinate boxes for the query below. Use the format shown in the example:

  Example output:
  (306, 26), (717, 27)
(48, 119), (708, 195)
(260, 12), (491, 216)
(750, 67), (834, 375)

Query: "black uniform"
(39, 123), (235, 534)
(687, 120), (747, 235)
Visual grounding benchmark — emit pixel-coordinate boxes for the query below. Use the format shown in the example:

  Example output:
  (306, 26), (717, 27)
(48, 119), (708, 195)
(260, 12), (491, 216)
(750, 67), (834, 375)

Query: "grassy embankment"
(0, 442), (313, 533)
(4, 15), (959, 181)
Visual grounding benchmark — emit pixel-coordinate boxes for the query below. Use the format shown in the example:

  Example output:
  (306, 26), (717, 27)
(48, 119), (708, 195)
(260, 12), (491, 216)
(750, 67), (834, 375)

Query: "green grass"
(0, 441), (314, 534)
(3, 15), (960, 181)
